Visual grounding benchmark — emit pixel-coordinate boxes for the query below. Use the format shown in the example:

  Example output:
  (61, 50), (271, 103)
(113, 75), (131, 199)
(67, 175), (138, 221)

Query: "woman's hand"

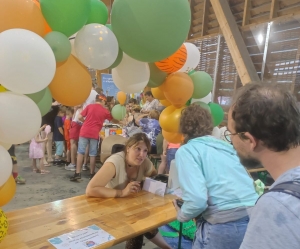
(122, 181), (141, 197)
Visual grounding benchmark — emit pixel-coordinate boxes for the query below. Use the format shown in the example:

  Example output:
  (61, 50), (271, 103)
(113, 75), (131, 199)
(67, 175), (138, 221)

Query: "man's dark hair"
(144, 91), (153, 97)
(128, 98), (137, 104)
(232, 82), (300, 152)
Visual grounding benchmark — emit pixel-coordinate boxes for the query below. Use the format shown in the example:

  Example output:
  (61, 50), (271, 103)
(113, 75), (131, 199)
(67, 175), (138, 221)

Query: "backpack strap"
(256, 181), (300, 204)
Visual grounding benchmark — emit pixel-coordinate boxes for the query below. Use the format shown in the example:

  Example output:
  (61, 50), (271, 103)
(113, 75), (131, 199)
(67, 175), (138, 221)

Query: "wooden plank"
(251, 0), (271, 7)
(242, 0), (252, 26)
(211, 0), (260, 84)
(193, 9), (204, 19)
(249, 13), (270, 24)
(279, 0), (300, 9)
(278, 5), (300, 16)
(201, 0), (210, 36)
(193, 17), (203, 26)
(194, 2), (204, 11)
(192, 24), (202, 33)
(207, 27), (220, 34)
(208, 19), (219, 29)
(270, 0), (279, 18)
(250, 2), (271, 17)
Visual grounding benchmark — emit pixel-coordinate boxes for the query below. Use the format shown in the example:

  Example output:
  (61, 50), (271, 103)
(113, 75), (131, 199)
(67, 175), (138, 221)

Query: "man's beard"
(237, 152), (263, 169)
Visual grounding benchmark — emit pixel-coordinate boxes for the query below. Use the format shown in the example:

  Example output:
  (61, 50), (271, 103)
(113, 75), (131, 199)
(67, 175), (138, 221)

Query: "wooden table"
(2, 192), (177, 249)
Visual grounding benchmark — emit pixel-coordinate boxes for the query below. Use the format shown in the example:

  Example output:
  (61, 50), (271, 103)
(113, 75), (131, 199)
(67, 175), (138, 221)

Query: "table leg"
(178, 222), (183, 249)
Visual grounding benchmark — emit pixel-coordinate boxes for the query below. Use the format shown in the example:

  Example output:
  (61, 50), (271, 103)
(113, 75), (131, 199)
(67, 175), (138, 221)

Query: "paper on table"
(48, 224), (115, 249)
(142, 177), (167, 197)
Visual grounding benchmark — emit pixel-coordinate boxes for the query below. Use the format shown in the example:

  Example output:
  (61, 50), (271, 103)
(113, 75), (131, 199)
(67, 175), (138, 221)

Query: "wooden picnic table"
(2, 191), (177, 249)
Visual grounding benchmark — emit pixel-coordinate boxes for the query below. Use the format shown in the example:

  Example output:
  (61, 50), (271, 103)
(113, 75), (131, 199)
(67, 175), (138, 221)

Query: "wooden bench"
(2, 191), (176, 249)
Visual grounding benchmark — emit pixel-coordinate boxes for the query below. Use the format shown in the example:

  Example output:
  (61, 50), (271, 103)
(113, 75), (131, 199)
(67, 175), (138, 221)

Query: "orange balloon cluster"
(159, 105), (185, 133)
(151, 86), (165, 100)
(33, 0), (52, 35)
(0, 0), (46, 36)
(117, 91), (127, 105)
(49, 55), (92, 106)
(162, 130), (183, 144)
(155, 44), (187, 73)
(0, 175), (16, 207)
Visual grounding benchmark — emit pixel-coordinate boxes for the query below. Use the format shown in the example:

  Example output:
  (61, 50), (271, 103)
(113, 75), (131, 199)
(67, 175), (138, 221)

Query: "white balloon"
(0, 141), (12, 150)
(191, 92), (212, 104)
(0, 145), (13, 187)
(112, 53), (150, 93)
(0, 92), (41, 144)
(75, 24), (118, 70)
(69, 33), (78, 58)
(179, 43), (200, 73)
(0, 29), (56, 94)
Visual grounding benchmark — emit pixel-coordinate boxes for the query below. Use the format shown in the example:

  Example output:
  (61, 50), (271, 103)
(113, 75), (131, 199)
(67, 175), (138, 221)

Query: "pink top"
(168, 143), (180, 149)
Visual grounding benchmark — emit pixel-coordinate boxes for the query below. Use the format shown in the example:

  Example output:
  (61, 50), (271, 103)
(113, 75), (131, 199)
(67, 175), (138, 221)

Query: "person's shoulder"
(106, 152), (125, 165)
(142, 157), (152, 168)
(256, 191), (300, 219)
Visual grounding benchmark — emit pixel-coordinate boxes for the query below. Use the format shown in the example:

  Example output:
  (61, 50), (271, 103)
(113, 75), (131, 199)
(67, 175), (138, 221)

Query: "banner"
(101, 74), (119, 98)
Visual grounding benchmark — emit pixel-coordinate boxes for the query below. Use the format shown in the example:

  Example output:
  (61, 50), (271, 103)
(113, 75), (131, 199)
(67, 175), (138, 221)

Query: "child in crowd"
(158, 139), (180, 174)
(53, 106), (66, 164)
(29, 125), (49, 174)
(64, 108), (74, 165)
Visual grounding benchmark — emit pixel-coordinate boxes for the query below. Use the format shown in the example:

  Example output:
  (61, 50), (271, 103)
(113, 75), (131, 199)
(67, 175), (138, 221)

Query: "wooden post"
(270, 0), (279, 19)
(210, 0), (260, 85)
(201, 0), (210, 36)
(242, 0), (251, 26)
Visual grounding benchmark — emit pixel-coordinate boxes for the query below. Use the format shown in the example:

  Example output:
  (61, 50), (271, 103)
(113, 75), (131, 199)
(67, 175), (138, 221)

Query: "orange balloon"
(0, 175), (16, 207)
(162, 72), (194, 108)
(151, 86), (165, 100)
(49, 55), (92, 106)
(32, 0), (52, 35)
(162, 130), (183, 144)
(160, 99), (171, 107)
(0, 0), (45, 36)
(159, 105), (185, 133)
(117, 91), (127, 105)
(155, 44), (187, 73)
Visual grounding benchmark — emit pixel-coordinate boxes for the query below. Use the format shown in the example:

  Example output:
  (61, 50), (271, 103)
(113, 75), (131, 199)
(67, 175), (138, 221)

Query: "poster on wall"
(101, 74), (119, 98)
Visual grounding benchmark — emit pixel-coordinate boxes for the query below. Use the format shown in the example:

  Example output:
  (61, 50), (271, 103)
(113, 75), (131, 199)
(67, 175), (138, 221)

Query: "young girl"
(64, 108), (74, 165)
(29, 125), (49, 174)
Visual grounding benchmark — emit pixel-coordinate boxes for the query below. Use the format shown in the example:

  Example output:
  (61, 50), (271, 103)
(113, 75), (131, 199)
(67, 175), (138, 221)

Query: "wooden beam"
(270, 0), (279, 19)
(201, 0), (210, 36)
(210, 0), (260, 85)
(242, 0), (252, 26)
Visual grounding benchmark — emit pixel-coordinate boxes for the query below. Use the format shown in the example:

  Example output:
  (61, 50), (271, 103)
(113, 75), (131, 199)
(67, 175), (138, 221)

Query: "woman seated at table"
(173, 104), (258, 249)
(86, 133), (171, 249)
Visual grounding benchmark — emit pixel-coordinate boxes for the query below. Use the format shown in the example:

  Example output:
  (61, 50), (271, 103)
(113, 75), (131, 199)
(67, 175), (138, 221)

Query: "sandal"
(40, 170), (50, 174)
(44, 163), (51, 167)
(33, 169), (41, 173)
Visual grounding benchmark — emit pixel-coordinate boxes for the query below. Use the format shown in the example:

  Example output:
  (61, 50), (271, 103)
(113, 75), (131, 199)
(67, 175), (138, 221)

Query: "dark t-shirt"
(41, 105), (59, 131)
(53, 116), (64, 141)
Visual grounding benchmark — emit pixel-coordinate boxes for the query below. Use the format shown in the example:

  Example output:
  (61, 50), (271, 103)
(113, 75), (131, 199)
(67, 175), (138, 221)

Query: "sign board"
(101, 74), (119, 98)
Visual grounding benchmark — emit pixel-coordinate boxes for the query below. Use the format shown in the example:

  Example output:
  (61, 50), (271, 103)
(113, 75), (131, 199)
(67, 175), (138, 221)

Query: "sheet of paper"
(48, 224), (115, 249)
(142, 177), (167, 197)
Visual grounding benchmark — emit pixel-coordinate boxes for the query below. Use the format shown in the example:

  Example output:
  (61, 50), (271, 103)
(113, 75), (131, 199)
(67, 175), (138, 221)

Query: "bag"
(256, 180), (300, 204)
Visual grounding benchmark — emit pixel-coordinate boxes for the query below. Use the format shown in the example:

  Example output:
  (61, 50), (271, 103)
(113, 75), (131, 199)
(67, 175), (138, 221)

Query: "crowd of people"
(7, 82), (300, 249)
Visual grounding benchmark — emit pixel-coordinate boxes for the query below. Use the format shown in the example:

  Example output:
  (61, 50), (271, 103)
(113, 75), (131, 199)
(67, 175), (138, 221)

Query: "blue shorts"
(55, 141), (64, 156)
(78, 137), (98, 157)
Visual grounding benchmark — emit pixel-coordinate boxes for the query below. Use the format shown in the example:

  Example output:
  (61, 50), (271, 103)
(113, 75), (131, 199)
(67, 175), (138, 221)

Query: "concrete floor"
(3, 144), (160, 249)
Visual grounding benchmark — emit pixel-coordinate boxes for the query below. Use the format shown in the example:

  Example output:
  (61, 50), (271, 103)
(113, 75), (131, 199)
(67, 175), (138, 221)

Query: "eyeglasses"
(224, 129), (246, 143)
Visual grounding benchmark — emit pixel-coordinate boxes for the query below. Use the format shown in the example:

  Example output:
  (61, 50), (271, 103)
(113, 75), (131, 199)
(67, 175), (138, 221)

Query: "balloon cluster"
(147, 43), (225, 143)
(112, 92), (127, 121)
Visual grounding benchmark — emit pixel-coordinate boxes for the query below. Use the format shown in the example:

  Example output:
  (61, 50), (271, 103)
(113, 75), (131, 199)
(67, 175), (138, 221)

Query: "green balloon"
(147, 63), (167, 88)
(111, 0), (191, 62)
(111, 104), (126, 121)
(44, 31), (71, 62)
(26, 88), (47, 103)
(105, 24), (112, 30)
(193, 101), (211, 113)
(86, 0), (108, 25)
(209, 103), (224, 126)
(108, 47), (123, 69)
(40, 0), (91, 37)
(190, 71), (213, 99)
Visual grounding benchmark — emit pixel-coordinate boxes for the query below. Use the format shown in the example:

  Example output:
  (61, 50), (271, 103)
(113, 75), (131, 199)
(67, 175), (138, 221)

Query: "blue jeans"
(193, 216), (249, 249)
(77, 137), (98, 156)
(167, 148), (178, 172)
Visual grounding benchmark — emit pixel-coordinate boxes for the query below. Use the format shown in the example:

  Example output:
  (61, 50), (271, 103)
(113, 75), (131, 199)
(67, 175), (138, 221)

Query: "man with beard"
(227, 83), (300, 249)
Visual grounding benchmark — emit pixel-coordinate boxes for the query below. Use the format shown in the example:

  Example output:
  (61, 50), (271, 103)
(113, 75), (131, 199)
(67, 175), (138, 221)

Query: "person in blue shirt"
(173, 104), (258, 249)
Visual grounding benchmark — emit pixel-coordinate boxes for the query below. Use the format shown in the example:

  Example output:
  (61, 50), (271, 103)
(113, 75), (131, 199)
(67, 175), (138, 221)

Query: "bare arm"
(58, 127), (64, 135)
(163, 139), (168, 155)
(78, 114), (85, 123)
(135, 114), (148, 126)
(86, 162), (141, 198)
